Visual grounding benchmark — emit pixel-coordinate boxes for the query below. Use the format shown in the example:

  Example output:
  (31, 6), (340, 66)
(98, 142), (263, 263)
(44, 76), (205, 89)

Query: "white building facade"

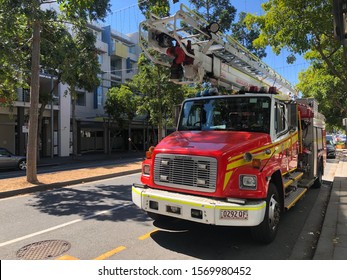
(0, 23), (140, 158)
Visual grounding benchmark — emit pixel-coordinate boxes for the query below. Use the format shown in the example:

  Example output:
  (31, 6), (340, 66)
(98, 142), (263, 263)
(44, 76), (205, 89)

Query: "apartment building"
(0, 23), (141, 158)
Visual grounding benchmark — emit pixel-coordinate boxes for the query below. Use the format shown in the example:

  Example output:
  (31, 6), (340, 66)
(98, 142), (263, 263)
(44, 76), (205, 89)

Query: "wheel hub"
(268, 194), (280, 230)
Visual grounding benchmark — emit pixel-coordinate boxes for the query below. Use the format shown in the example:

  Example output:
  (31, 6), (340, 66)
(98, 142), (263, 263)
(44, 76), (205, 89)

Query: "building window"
(94, 87), (103, 109)
(129, 45), (136, 54)
(111, 58), (122, 76)
(97, 87), (102, 106)
(126, 58), (136, 73)
(98, 54), (103, 65)
(76, 91), (86, 106)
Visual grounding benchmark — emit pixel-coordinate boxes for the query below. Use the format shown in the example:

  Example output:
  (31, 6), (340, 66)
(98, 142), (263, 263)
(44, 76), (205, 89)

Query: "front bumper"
(132, 184), (266, 226)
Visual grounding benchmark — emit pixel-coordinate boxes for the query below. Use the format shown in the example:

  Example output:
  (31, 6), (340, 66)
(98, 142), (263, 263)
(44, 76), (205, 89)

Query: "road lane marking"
(56, 255), (80, 260)
(138, 229), (159, 240)
(94, 246), (126, 260)
(0, 202), (133, 248)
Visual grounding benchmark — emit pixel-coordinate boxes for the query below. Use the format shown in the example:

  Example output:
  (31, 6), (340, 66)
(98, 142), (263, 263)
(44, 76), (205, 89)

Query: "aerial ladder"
(139, 3), (297, 97)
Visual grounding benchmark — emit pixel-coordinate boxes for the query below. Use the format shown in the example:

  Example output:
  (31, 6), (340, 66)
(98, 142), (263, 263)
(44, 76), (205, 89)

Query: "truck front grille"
(154, 154), (217, 192)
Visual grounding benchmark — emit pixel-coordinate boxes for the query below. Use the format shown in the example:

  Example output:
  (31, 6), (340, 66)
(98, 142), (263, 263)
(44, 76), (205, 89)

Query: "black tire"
(251, 183), (281, 244)
(313, 159), (323, 188)
(18, 160), (27, 171)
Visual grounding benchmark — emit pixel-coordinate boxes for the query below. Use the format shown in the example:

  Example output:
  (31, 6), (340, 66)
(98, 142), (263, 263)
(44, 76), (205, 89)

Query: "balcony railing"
(16, 89), (59, 105)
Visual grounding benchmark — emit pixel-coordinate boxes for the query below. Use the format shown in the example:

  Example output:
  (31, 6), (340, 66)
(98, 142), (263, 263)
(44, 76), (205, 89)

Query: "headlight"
(143, 164), (150, 175)
(239, 175), (257, 190)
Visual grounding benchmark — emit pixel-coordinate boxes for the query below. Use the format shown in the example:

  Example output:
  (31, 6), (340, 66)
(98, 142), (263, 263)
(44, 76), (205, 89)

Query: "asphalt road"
(0, 158), (337, 260)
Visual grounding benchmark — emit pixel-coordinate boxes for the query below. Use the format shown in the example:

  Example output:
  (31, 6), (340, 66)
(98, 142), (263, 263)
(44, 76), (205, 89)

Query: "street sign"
(22, 125), (28, 133)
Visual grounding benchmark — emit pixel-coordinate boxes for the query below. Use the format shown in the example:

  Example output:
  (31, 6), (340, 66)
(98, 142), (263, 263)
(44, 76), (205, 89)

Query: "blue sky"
(105, 0), (309, 86)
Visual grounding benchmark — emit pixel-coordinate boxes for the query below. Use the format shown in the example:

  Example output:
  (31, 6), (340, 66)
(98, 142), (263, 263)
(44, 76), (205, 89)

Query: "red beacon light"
(249, 86), (259, 92)
(269, 86), (277, 94)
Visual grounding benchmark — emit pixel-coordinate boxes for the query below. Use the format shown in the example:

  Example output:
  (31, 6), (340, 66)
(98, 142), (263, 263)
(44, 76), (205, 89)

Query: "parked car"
(336, 134), (346, 143)
(326, 140), (337, 159)
(0, 148), (26, 171)
(326, 134), (337, 145)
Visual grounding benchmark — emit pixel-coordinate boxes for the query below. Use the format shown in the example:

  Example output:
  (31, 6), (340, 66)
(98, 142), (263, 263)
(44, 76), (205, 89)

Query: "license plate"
(220, 210), (248, 220)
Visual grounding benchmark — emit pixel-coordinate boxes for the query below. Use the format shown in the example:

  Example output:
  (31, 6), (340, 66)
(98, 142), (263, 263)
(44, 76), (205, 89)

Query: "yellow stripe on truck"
(223, 132), (299, 189)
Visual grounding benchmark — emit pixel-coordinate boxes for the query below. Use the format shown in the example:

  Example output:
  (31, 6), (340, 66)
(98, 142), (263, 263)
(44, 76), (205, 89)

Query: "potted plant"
(336, 141), (345, 149)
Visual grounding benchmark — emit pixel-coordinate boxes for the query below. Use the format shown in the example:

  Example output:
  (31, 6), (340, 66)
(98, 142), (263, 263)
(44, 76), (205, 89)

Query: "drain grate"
(16, 240), (71, 260)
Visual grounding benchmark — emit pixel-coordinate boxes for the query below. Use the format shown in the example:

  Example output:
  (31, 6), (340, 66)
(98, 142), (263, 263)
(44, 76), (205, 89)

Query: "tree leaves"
(245, 0), (347, 129)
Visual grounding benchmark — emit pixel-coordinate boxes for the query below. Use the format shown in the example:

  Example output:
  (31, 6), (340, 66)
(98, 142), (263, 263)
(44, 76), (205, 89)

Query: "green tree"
(36, 11), (101, 160)
(104, 85), (139, 151)
(138, 0), (170, 18)
(0, 0), (110, 183)
(297, 51), (347, 128)
(129, 53), (185, 144)
(63, 25), (103, 158)
(231, 12), (266, 59)
(189, 0), (236, 33)
(245, 0), (347, 128)
(0, 8), (30, 104)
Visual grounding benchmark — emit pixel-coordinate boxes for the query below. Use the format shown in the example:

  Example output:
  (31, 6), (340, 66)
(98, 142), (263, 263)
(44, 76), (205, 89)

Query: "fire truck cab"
(133, 90), (325, 243)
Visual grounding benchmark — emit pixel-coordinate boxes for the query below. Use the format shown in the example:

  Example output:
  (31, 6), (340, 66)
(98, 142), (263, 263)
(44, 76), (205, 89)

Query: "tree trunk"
(37, 101), (47, 160)
(37, 79), (58, 158)
(157, 122), (163, 142)
(26, 19), (41, 183)
(72, 96), (78, 157)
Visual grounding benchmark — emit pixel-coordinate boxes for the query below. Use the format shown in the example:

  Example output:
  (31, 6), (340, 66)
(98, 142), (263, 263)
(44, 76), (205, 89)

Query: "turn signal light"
(252, 159), (262, 169)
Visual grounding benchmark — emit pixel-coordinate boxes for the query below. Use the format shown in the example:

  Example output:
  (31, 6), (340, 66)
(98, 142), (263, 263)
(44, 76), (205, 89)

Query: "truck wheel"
(251, 183), (281, 244)
(313, 160), (323, 188)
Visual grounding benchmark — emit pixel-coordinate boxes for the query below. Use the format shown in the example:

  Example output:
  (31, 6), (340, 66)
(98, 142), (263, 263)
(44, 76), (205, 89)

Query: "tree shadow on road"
(28, 183), (151, 223)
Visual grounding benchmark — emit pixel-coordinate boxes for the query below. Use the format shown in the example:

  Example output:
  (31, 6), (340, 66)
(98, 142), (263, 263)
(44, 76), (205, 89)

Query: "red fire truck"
(132, 4), (326, 243)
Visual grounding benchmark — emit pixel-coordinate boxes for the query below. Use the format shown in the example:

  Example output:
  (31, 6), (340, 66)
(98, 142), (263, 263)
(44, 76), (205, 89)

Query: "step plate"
(283, 172), (304, 189)
(284, 188), (307, 209)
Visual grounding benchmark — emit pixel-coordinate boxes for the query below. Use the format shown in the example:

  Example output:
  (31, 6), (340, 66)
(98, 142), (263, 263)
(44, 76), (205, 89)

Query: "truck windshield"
(178, 96), (271, 133)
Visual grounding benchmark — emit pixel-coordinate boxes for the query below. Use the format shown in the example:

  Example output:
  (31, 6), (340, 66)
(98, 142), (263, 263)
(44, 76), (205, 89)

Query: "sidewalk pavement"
(0, 151), (144, 199)
(1, 150), (346, 259)
(37, 150), (145, 167)
(314, 149), (347, 259)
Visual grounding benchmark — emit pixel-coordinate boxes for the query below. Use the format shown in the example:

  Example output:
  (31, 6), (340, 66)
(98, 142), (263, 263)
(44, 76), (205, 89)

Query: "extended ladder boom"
(139, 4), (297, 97)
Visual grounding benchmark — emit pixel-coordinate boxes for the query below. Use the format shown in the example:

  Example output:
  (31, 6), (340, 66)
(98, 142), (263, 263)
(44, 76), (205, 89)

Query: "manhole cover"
(16, 240), (71, 260)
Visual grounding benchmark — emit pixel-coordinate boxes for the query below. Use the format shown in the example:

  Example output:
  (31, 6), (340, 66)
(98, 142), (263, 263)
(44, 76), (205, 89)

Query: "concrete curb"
(313, 151), (347, 259)
(0, 168), (142, 199)
(313, 181), (339, 259)
(289, 152), (343, 259)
